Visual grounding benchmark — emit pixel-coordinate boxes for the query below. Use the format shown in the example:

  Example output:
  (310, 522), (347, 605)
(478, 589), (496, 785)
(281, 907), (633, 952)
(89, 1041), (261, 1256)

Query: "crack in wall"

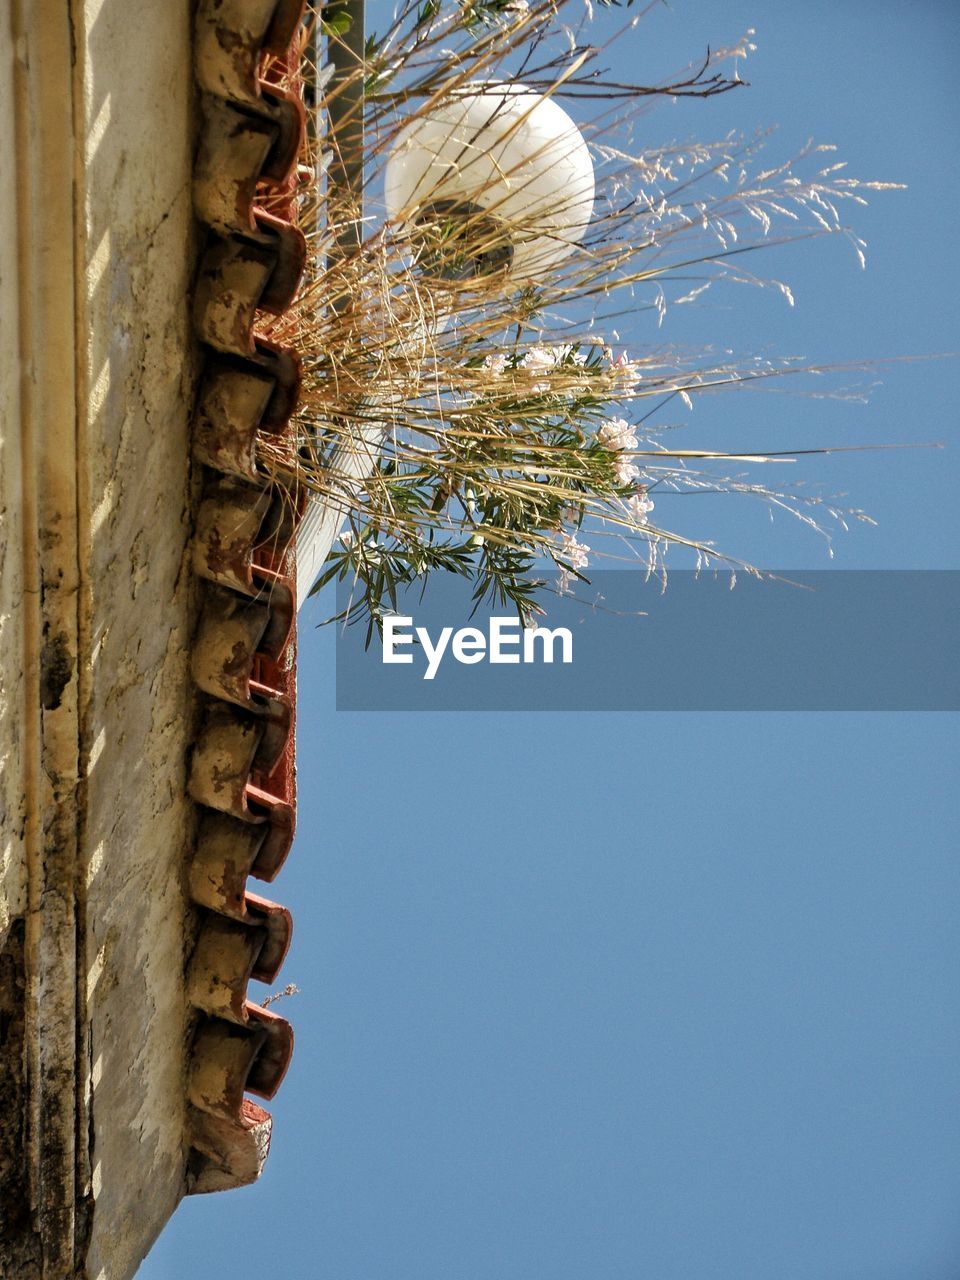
(40, 628), (74, 712)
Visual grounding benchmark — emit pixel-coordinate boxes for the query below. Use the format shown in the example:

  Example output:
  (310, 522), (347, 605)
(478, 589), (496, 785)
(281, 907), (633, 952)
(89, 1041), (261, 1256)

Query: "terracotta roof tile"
(186, 0), (307, 1195)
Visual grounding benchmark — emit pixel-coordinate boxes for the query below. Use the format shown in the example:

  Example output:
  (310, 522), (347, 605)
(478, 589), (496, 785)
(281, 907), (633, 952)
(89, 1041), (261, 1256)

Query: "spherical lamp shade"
(384, 83), (594, 284)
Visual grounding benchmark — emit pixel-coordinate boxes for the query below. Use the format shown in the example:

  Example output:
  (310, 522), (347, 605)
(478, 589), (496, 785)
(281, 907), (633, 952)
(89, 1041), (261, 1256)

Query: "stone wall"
(0, 0), (26, 952)
(1, 1), (200, 1275)
(76, 1), (199, 1275)
(0, 38), (30, 1262)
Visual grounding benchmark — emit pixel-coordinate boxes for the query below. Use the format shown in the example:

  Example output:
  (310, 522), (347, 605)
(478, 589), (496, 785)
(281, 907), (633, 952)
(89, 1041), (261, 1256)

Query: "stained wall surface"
(77, 1), (199, 1276)
(0, 4), (26, 928)
(0, 16), (32, 1268)
(1, 0), (200, 1275)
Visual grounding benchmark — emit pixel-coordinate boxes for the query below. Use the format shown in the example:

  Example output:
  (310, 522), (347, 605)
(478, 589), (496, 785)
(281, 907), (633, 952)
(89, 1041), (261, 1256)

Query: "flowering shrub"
(257, 1), (897, 631)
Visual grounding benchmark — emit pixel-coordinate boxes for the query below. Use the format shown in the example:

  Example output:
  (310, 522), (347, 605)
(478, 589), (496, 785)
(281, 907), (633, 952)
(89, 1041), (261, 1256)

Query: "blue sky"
(142, 3), (959, 1276)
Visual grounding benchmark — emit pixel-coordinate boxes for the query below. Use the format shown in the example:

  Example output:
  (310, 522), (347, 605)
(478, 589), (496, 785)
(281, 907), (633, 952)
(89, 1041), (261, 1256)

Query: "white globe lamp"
(384, 83), (594, 284)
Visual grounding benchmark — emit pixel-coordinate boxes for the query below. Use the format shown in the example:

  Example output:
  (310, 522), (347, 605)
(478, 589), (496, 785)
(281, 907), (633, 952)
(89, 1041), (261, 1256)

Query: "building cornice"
(185, 0), (307, 1195)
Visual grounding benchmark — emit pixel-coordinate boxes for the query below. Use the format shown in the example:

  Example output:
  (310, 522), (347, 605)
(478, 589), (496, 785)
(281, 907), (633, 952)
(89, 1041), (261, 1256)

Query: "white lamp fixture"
(384, 82), (594, 284)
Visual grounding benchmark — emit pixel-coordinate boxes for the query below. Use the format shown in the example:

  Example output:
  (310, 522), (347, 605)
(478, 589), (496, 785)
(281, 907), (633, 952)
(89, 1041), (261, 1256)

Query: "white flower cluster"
(610, 352), (642, 391)
(626, 490), (654, 526)
(520, 343), (556, 391)
(520, 342), (557, 373)
(597, 416), (637, 451)
(555, 344), (589, 368)
(480, 343), (589, 393)
(555, 531), (590, 571)
(523, 342), (586, 391)
(614, 457), (639, 485)
(596, 417), (655, 527)
(481, 352), (507, 375)
(597, 416), (641, 485)
(554, 530), (590, 595)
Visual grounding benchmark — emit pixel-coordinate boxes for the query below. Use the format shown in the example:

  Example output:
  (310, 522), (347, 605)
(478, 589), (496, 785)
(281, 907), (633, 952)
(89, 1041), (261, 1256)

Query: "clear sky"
(142, 3), (960, 1276)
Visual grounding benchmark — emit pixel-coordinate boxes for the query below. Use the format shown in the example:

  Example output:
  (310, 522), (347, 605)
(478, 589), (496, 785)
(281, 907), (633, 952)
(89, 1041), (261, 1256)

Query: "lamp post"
(295, 77), (595, 605)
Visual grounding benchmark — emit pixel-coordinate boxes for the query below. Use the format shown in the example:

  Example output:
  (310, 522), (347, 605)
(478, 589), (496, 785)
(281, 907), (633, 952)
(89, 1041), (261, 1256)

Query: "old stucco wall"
(76, 1), (200, 1277)
(2, 0), (201, 1273)
(0, 12), (31, 1268)
(0, 0), (26, 961)
(1, 2), (281, 1273)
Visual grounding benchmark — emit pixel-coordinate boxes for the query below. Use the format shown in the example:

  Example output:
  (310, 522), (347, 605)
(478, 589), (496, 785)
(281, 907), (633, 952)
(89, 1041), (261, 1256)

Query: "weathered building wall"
(4, 3), (82, 1271)
(0, 36), (33, 1188)
(2, 2), (308, 1273)
(0, 0), (26, 949)
(0, 11), (32, 1256)
(1, 1), (199, 1275)
(76, 1), (199, 1277)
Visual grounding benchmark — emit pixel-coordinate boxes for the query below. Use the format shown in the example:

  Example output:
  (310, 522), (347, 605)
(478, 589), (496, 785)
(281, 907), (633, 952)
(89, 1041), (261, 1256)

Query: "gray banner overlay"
(334, 570), (959, 711)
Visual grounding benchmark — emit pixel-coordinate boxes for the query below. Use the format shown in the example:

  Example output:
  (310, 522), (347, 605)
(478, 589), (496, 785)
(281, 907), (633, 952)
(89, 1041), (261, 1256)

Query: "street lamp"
(384, 83), (594, 284)
(296, 80), (595, 604)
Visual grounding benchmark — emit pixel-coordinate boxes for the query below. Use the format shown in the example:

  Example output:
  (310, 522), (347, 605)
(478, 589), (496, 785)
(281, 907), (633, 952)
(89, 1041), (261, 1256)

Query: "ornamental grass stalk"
(257, 0), (904, 626)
